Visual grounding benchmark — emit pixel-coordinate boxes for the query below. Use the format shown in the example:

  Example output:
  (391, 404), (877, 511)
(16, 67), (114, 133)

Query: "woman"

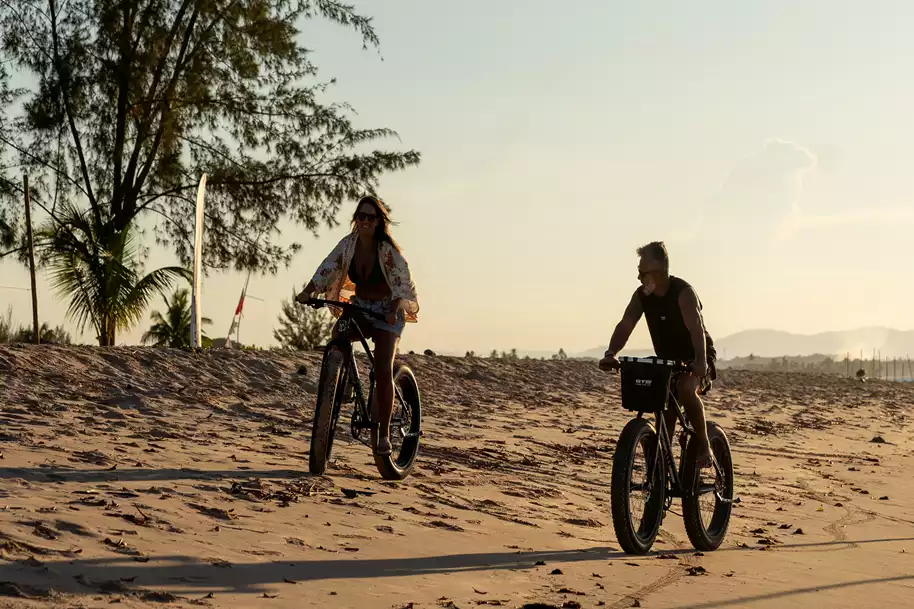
(296, 195), (419, 456)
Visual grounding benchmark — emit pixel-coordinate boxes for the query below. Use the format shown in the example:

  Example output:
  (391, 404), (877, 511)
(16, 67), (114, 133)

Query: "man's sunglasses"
(638, 269), (660, 280)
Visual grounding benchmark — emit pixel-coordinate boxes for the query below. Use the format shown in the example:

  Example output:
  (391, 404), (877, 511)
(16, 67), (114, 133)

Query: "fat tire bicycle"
(303, 299), (422, 480)
(607, 356), (738, 554)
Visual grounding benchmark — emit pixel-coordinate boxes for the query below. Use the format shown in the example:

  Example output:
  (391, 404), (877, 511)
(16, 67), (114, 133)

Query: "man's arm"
(606, 291), (643, 357)
(678, 286), (707, 374)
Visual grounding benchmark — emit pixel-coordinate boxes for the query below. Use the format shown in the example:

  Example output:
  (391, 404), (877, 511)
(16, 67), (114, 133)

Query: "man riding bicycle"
(600, 241), (718, 468)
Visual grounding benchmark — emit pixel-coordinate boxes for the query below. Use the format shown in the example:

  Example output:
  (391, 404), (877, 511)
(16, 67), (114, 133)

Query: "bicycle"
(303, 299), (422, 481)
(606, 356), (737, 554)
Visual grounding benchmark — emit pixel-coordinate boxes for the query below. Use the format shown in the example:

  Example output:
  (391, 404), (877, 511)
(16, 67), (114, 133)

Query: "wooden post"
(23, 175), (39, 345)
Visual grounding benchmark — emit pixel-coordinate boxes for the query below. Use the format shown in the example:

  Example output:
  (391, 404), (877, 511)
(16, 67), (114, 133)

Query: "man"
(600, 241), (717, 468)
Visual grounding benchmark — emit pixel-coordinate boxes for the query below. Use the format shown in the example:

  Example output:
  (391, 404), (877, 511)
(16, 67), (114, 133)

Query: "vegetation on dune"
(273, 288), (333, 351)
(142, 287), (212, 348)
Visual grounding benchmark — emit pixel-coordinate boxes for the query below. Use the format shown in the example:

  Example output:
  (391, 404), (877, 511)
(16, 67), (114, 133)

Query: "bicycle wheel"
(374, 363), (422, 481)
(324, 361), (353, 461)
(309, 346), (345, 476)
(682, 421), (734, 551)
(610, 417), (666, 555)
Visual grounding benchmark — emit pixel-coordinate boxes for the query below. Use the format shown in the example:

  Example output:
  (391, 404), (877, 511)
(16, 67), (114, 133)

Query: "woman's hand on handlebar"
(295, 289), (313, 305)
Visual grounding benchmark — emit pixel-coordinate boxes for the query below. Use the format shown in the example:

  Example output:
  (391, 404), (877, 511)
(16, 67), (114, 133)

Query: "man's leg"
(676, 374), (712, 468)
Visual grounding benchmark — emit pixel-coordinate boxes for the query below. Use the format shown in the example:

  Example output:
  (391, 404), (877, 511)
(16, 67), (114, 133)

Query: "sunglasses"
(355, 212), (378, 222)
(638, 269), (660, 280)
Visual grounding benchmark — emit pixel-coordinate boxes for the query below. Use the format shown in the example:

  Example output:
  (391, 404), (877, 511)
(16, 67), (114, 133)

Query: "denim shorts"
(349, 295), (406, 337)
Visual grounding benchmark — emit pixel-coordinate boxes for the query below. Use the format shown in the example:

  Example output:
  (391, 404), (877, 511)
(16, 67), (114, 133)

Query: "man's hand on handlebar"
(599, 352), (620, 372)
(689, 359), (709, 378)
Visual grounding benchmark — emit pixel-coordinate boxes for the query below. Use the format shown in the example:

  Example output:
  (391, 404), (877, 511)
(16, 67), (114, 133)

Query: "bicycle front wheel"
(374, 363), (422, 481)
(309, 346), (345, 476)
(611, 417), (666, 555)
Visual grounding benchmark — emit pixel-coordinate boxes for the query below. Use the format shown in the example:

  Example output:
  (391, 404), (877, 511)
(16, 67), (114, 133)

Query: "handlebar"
(302, 298), (386, 322)
(602, 355), (692, 373)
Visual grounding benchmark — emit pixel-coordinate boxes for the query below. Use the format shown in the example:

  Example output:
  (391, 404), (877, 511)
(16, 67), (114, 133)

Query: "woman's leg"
(371, 329), (399, 451)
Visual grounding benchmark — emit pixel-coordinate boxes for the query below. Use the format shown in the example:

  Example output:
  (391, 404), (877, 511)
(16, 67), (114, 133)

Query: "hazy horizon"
(3, 0), (914, 355)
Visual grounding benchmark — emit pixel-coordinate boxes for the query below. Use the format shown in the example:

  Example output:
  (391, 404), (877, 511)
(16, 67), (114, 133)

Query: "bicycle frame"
(311, 299), (412, 445)
(633, 370), (729, 503)
(327, 312), (376, 439)
(645, 378), (694, 498)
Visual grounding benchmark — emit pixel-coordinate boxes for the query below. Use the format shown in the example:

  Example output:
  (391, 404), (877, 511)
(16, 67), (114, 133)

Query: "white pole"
(190, 174), (206, 348)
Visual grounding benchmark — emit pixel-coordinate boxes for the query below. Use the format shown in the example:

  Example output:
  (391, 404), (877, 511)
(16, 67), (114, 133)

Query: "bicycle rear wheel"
(611, 417), (666, 555)
(309, 346), (345, 476)
(682, 421), (734, 551)
(374, 363), (422, 481)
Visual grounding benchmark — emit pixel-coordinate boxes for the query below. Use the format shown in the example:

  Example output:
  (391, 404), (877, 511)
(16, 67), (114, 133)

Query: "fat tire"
(309, 347), (345, 476)
(682, 421), (734, 551)
(611, 417), (666, 555)
(374, 363), (422, 481)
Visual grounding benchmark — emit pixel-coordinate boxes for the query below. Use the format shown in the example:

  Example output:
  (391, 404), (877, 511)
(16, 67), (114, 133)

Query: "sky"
(3, 0), (914, 355)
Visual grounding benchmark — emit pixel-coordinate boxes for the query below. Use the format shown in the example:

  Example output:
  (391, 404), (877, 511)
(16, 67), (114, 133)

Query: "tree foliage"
(0, 0), (420, 272)
(273, 287), (332, 350)
(142, 286), (211, 347)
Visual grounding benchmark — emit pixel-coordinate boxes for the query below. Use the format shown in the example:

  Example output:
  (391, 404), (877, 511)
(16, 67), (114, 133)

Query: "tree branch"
(130, 7), (201, 203)
(118, 0), (194, 224)
(47, 0), (98, 221)
(110, 0), (136, 220)
(0, 130), (88, 200)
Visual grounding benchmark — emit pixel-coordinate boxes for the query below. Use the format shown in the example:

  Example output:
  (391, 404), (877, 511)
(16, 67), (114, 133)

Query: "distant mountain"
(715, 327), (914, 360)
(575, 327), (914, 361)
(574, 346), (655, 360)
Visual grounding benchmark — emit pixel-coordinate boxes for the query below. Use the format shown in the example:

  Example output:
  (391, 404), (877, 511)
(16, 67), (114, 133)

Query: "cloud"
(683, 138), (817, 246)
(677, 138), (914, 246)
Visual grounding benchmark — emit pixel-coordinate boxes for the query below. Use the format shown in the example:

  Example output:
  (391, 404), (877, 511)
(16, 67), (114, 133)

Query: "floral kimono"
(309, 232), (419, 323)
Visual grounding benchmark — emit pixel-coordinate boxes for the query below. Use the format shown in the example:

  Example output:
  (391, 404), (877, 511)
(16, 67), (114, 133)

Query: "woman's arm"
(301, 236), (352, 300)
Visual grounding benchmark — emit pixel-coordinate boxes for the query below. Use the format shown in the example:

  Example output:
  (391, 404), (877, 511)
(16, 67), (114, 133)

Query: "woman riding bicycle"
(296, 195), (419, 456)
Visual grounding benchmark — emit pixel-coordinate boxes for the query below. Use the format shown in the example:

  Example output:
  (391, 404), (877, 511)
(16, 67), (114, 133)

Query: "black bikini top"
(348, 252), (385, 286)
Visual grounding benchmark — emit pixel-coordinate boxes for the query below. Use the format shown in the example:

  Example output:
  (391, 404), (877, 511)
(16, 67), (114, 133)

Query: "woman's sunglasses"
(355, 212), (378, 222)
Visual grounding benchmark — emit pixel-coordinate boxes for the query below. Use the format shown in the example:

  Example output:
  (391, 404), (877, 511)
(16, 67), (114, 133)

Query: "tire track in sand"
(786, 479), (875, 552)
(606, 530), (700, 609)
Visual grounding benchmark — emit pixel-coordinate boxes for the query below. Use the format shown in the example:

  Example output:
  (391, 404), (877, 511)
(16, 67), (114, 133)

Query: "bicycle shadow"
(0, 546), (625, 597)
(0, 466), (307, 484)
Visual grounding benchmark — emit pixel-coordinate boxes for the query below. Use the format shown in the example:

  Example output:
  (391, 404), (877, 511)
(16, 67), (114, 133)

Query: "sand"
(0, 344), (912, 608)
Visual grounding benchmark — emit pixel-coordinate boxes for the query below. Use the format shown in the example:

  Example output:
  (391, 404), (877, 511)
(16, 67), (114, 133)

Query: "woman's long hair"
(351, 195), (401, 252)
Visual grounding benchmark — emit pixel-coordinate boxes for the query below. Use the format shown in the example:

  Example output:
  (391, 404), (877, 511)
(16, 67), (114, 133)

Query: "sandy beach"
(0, 345), (912, 608)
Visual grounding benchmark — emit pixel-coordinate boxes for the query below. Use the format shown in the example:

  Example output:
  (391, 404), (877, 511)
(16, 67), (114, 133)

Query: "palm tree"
(142, 288), (212, 348)
(37, 202), (187, 346)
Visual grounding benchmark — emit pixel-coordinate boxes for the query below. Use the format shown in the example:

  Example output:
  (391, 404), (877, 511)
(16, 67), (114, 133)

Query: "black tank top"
(637, 276), (714, 362)
(348, 252), (386, 287)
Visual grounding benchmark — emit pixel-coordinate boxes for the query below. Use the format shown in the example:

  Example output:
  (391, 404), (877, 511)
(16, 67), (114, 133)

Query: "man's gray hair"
(637, 241), (669, 270)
